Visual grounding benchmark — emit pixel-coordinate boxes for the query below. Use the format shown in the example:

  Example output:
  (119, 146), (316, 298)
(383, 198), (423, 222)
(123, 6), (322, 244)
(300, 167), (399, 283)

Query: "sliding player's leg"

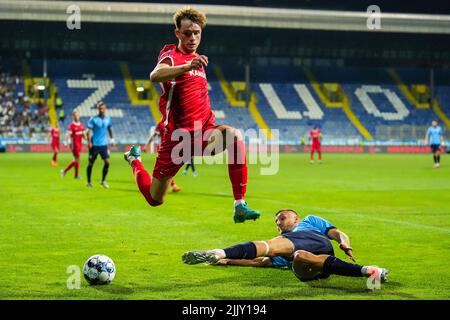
(203, 124), (260, 223)
(292, 250), (389, 282)
(182, 236), (294, 264)
(292, 250), (330, 281)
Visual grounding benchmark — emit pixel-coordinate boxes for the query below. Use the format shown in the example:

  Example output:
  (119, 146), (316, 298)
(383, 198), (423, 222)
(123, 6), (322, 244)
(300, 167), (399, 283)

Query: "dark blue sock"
(323, 256), (363, 277)
(102, 163), (109, 181)
(87, 163), (93, 183)
(223, 242), (257, 259)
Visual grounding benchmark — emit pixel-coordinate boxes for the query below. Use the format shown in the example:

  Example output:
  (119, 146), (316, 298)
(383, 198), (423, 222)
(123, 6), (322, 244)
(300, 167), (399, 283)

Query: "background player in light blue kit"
(425, 120), (444, 168)
(86, 102), (116, 188)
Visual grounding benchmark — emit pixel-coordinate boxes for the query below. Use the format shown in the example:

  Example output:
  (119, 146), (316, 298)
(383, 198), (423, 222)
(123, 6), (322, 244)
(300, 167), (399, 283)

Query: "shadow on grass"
(135, 271), (417, 300)
(92, 283), (134, 295)
(110, 188), (140, 193)
(180, 192), (230, 199)
(102, 179), (135, 184)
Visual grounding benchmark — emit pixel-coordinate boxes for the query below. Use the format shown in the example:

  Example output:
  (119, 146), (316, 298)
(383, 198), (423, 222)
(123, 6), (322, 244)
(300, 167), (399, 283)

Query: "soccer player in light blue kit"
(183, 209), (389, 283)
(86, 102), (116, 188)
(425, 120), (444, 168)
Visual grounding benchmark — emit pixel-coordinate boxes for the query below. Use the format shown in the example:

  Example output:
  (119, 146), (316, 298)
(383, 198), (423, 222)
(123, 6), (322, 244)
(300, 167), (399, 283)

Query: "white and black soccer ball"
(83, 254), (116, 285)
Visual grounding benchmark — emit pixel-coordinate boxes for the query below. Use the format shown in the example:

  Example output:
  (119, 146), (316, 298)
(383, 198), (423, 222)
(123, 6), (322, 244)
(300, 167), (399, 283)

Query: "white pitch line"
(303, 206), (450, 235)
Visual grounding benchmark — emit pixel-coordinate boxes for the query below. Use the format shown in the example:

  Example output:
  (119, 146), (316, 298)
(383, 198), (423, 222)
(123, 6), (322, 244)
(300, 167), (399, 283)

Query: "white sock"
(361, 266), (370, 276)
(234, 199), (245, 207)
(211, 249), (226, 259)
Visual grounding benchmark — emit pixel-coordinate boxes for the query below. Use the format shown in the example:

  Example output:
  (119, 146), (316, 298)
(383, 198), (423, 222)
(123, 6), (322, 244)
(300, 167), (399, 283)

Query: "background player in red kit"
(49, 122), (60, 166)
(61, 111), (86, 179)
(310, 125), (322, 164)
(144, 121), (181, 192)
(124, 6), (260, 223)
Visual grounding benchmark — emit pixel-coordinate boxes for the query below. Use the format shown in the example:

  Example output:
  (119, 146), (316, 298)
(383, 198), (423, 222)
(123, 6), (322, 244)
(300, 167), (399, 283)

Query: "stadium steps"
(303, 67), (373, 140)
(119, 62), (161, 123)
(432, 99), (450, 128)
(390, 68), (450, 128)
(212, 64), (272, 138)
(386, 68), (430, 109)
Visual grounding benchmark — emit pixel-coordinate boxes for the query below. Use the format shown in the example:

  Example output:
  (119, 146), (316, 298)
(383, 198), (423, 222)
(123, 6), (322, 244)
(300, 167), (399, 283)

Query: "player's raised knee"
(293, 250), (310, 263)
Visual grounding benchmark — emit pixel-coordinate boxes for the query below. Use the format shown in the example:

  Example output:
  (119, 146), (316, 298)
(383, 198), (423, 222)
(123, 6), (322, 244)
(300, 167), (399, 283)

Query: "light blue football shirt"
(271, 215), (335, 268)
(427, 126), (442, 145)
(88, 115), (112, 146)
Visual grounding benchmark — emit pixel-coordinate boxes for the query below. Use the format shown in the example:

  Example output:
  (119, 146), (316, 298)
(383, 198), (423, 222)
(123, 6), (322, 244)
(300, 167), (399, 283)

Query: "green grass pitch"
(0, 152), (449, 300)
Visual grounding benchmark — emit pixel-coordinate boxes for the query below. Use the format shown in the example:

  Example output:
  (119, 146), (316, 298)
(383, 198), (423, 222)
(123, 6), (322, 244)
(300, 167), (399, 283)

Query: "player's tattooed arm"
(212, 257), (273, 268)
(327, 228), (355, 262)
(150, 56), (208, 83)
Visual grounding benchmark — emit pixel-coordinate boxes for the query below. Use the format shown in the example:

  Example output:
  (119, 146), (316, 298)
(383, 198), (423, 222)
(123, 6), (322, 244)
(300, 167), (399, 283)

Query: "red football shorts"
(52, 141), (60, 152)
(311, 144), (321, 152)
(152, 120), (218, 180)
(72, 148), (81, 157)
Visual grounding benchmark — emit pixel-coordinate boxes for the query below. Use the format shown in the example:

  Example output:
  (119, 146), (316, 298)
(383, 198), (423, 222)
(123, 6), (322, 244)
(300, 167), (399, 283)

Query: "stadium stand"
(3, 59), (447, 146)
(0, 60), (49, 140)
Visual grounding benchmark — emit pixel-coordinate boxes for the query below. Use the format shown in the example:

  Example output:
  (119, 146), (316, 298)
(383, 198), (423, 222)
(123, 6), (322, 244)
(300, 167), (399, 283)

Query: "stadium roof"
(1, 0), (450, 34)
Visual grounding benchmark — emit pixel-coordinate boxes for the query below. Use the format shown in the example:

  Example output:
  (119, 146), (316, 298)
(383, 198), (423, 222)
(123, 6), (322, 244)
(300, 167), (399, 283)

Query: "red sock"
(64, 161), (75, 174)
(131, 160), (161, 207)
(52, 152), (57, 161)
(170, 179), (175, 187)
(310, 151), (314, 160)
(228, 140), (247, 200)
(75, 162), (79, 177)
(318, 151), (322, 160)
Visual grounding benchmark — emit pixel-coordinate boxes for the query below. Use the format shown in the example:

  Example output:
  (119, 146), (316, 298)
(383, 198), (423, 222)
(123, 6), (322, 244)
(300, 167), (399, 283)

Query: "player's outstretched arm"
(213, 257), (273, 268)
(150, 56), (208, 83)
(327, 228), (355, 262)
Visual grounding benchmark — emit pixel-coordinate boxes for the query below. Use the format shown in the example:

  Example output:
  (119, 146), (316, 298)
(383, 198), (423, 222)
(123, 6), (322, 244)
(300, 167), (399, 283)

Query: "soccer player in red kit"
(61, 111), (86, 179)
(124, 6), (260, 223)
(144, 121), (182, 192)
(50, 123), (60, 166)
(310, 125), (322, 164)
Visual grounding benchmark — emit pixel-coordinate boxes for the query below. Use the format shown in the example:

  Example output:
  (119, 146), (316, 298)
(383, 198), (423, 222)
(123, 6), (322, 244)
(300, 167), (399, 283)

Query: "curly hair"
(173, 6), (207, 29)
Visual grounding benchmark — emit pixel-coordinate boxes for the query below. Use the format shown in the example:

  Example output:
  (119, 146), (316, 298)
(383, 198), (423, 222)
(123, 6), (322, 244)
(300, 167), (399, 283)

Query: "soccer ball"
(83, 254), (116, 285)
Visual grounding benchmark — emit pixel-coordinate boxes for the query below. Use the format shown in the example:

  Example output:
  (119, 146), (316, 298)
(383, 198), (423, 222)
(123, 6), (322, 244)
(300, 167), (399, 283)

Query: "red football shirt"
(156, 44), (214, 132)
(155, 121), (165, 135)
(310, 129), (321, 146)
(68, 122), (85, 150)
(50, 128), (60, 145)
